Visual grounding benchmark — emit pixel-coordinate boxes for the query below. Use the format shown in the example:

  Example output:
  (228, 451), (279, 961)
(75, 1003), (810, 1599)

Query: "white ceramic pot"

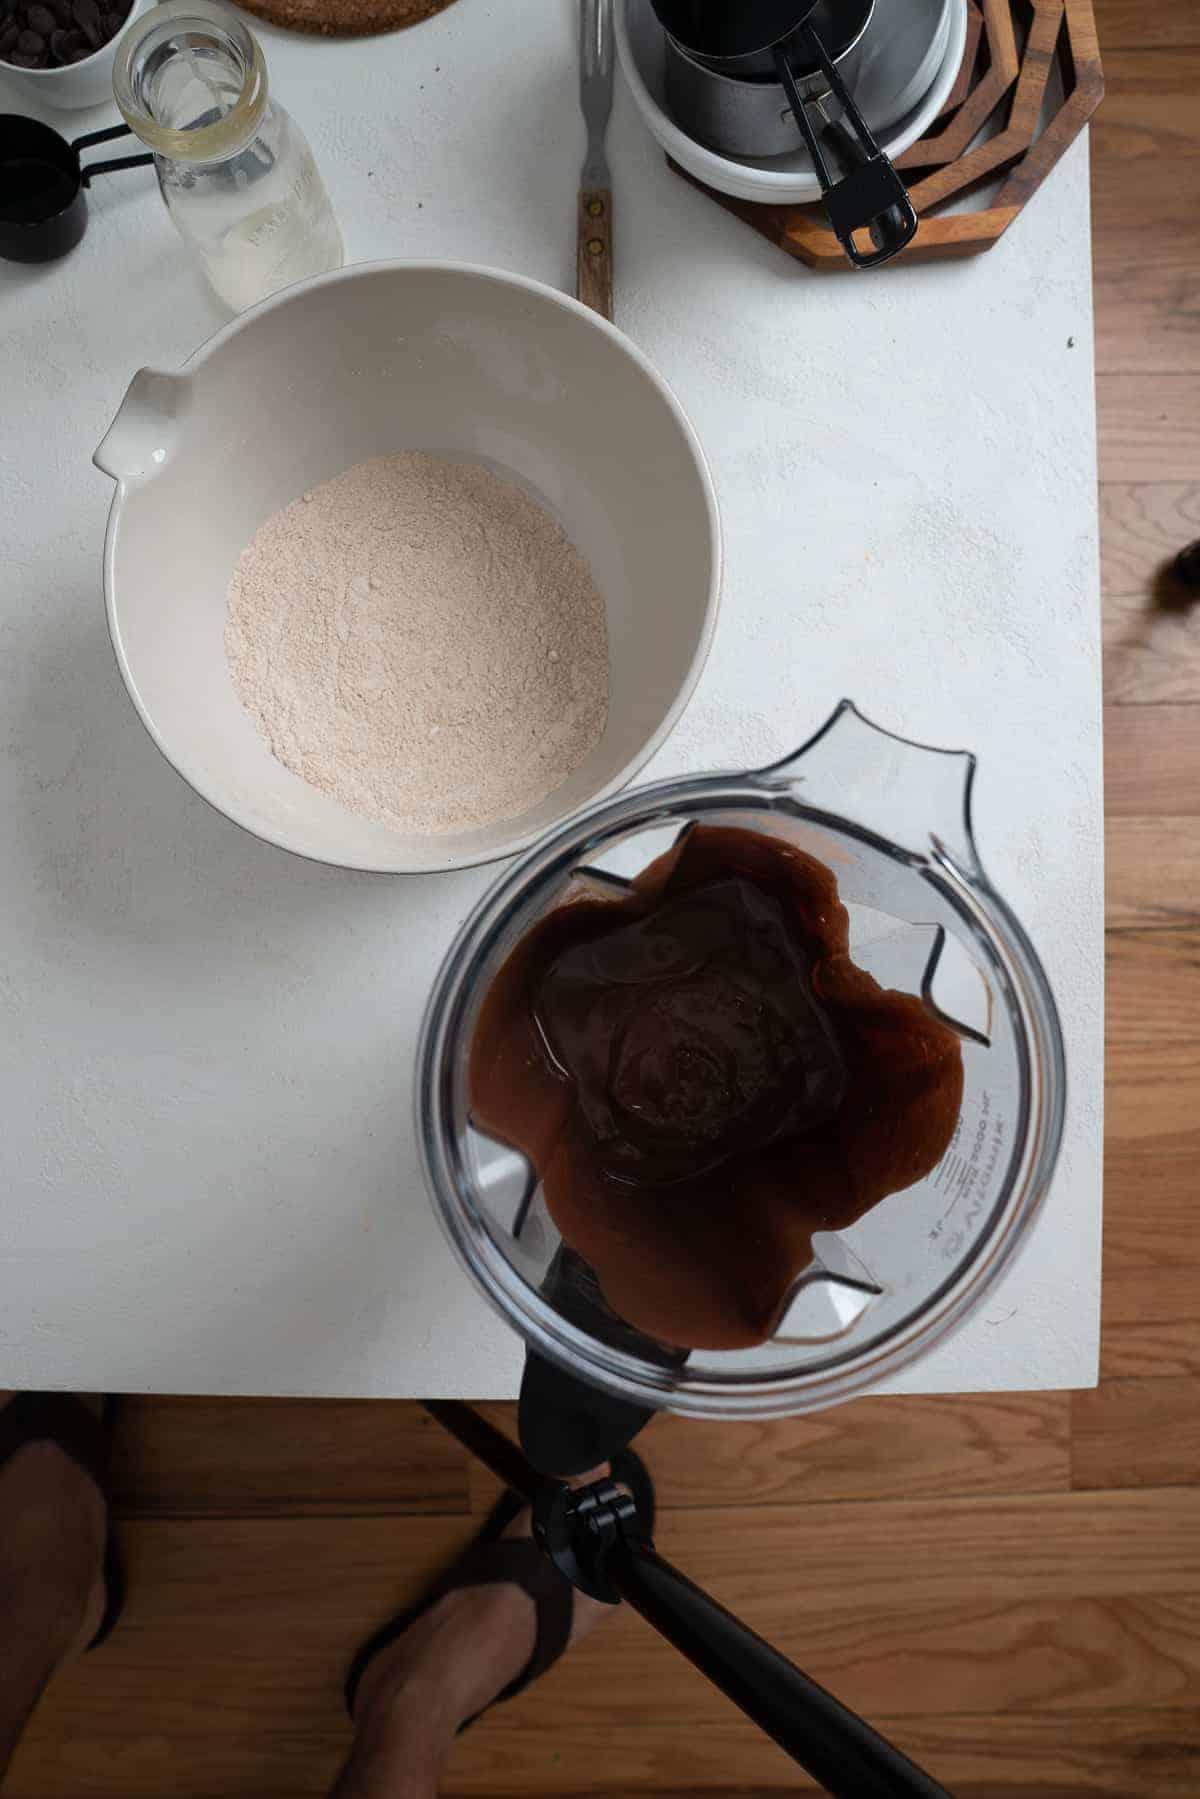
(95, 260), (722, 875)
(617, 0), (968, 207)
(0, 0), (151, 112)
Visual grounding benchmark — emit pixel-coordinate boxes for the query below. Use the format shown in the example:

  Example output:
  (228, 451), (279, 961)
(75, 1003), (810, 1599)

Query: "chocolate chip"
(101, 8), (121, 31)
(49, 0), (73, 22)
(49, 23), (82, 57)
(11, 43), (47, 62)
(0, 16), (18, 49)
(71, 0), (100, 44)
(17, 25), (45, 48)
(26, 3), (56, 29)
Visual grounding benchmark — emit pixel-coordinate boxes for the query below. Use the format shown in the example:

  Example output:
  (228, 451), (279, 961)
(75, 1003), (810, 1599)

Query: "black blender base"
(518, 1245), (687, 1477)
(519, 1350), (658, 1477)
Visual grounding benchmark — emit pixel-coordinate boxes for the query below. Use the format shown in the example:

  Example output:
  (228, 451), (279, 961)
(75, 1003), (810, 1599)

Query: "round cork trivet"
(238, 0), (459, 39)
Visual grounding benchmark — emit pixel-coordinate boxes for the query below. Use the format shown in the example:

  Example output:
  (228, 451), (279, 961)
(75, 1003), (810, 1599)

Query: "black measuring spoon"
(0, 115), (151, 263)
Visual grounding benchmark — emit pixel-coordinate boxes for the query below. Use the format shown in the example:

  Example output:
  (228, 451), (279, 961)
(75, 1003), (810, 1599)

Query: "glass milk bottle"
(114, 0), (342, 312)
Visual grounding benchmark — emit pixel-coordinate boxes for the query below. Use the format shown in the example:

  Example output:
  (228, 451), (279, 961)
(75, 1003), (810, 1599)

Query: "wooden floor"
(10, 5), (1200, 1794)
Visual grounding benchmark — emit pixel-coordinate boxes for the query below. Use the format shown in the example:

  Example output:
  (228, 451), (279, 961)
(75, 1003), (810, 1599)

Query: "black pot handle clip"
(776, 31), (918, 270)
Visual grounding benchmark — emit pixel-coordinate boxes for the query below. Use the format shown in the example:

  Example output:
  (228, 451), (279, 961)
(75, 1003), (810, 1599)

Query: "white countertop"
(0, 0), (1103, 1400)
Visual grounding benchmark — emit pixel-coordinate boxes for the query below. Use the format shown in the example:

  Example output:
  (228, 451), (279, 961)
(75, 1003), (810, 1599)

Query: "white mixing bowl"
(95, 261), (721, 874)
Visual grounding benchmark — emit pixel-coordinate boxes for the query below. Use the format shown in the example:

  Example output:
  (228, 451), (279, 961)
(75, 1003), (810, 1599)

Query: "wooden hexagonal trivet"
(672, 0), (1104, 267)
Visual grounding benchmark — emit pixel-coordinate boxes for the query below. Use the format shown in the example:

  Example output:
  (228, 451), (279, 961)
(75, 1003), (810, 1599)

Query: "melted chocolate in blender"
(469, 826), (963, 1351)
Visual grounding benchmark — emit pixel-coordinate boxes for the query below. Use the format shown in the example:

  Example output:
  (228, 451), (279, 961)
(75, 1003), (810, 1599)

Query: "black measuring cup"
(0, 115), (151, 263)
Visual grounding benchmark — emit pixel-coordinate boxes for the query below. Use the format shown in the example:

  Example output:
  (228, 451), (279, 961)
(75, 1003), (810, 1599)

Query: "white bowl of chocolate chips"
(0, 0), (148, 111)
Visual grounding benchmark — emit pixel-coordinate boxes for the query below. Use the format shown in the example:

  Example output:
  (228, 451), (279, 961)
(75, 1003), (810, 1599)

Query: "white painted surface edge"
(0, 0), (1102, 1400)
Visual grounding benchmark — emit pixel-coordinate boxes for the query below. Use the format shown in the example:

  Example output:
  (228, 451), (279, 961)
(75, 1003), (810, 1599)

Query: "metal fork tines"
(579, 0), (614, 188)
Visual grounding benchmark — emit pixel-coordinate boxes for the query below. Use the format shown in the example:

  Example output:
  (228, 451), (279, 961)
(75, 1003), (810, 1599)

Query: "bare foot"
(352, 1471), (613, 1750)
(0, 1393), (108, 1692)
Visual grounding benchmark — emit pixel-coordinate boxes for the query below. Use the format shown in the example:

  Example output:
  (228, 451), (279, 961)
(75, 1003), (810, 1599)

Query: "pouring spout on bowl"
(94, 368), (190, 485)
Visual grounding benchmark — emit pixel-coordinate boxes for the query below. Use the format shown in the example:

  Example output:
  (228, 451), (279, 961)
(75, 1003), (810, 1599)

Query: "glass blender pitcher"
(418, 703), (1066, 1439)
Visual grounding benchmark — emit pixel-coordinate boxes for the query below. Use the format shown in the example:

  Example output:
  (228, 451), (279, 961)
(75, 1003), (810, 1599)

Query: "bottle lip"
(114, 0), (269, 165)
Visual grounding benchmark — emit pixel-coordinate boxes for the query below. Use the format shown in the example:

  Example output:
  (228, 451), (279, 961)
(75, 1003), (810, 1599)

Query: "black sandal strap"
(344, 1486), (526, 1718)
(345, 1496), (577, 1725)
(346, 1450), (657, 1728)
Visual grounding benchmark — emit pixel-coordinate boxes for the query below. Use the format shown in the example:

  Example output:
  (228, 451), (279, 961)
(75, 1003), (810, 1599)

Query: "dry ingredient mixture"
(224, 453), (609, 835)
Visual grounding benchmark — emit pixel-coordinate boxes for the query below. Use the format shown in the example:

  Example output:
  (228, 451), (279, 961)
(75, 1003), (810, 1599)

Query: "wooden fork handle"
(577, 187), (613, 321)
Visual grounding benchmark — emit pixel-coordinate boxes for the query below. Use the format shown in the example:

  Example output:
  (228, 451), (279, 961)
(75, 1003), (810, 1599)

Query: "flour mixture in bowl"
(224, 453), (610, 835)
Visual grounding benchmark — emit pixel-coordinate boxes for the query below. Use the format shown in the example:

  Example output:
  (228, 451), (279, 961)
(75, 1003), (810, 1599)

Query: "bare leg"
(0, 1394), (107, 1782)
(332, 1489), (612, 1799)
